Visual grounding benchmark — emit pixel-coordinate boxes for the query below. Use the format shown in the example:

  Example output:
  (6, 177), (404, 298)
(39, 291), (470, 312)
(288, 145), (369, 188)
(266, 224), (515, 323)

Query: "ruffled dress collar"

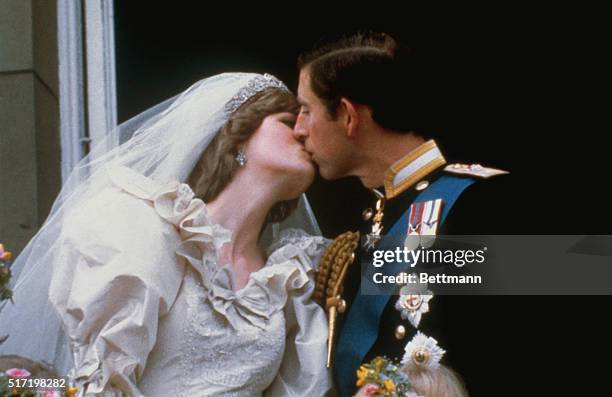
(105, 165), (320, 331)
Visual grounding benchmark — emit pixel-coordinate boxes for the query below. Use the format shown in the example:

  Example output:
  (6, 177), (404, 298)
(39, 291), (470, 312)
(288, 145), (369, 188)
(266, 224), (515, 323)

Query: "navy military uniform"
(325, 140), (511, 397)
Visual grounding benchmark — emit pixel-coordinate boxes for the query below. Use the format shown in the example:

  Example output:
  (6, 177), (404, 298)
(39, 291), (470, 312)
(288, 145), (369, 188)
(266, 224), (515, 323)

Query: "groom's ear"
(339, 97), (359, 138)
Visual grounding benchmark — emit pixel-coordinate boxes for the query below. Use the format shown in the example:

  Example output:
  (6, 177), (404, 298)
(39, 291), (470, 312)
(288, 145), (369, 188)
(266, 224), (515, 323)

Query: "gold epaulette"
(314, 230), (360, 368)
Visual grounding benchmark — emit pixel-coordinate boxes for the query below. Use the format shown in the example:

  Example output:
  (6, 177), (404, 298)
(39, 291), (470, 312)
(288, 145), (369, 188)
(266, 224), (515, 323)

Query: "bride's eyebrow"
(279, 113), (297, 120)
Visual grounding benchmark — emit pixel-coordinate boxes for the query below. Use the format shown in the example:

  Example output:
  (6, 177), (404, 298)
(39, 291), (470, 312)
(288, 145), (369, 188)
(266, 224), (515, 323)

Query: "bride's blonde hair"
(187, 88), (300, 222)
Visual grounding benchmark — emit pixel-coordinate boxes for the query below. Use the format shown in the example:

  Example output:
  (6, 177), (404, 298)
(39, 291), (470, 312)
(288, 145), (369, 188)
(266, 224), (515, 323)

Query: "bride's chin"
(300, 166), (316, 186)
(289, 159), (315, 179)
(280, 171), (314, 198)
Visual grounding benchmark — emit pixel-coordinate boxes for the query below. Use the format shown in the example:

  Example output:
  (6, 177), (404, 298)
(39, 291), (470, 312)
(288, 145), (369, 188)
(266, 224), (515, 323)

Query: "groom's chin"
(357, 175), (381, 190)
(316, 165), (339, 181)
(317, 164), (355, 183)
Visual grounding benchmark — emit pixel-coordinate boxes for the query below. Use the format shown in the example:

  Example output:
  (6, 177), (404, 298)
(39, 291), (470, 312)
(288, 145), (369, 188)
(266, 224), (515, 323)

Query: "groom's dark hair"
(298, 32), (434, 137)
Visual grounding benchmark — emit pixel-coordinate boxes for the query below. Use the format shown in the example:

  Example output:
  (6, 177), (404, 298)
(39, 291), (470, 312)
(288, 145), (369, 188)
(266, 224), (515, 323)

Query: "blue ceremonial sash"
(335, 175), (475, 397)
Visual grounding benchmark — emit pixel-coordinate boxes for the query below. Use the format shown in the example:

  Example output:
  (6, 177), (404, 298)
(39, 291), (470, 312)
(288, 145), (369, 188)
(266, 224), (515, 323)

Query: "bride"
(0, 73), (332, 396)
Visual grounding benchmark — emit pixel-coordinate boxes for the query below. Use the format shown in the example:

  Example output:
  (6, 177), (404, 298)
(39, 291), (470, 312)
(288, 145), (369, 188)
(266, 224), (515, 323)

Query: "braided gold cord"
(314, 231), (360, 305)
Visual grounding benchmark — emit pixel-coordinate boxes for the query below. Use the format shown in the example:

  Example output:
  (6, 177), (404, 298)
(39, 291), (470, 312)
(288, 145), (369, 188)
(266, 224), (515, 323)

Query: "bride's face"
(245, 112), (315, 197)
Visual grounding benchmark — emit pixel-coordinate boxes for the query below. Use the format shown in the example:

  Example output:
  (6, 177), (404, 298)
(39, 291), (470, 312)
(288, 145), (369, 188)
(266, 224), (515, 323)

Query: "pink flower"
(41, 391), (61, 397)
(363, 383), (380, 397)
(5, 367), (31, 377)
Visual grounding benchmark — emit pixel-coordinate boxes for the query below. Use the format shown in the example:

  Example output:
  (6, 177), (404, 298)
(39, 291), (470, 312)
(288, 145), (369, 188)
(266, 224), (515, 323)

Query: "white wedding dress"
(49, 165), (332, 396)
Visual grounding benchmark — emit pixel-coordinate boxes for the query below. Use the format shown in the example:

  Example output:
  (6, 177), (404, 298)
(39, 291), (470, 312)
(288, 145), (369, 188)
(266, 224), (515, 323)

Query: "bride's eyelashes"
(280, 118), (297, 128)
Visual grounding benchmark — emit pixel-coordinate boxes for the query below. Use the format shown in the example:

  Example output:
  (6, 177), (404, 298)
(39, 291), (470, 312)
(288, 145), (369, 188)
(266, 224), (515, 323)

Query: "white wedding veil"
(0, 72), (320, 374)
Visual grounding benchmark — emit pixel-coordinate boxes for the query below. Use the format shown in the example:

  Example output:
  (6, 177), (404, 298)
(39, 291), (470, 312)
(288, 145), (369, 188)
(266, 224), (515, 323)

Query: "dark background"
(114, 5), (610, 236)
(114, 4), (610, 395)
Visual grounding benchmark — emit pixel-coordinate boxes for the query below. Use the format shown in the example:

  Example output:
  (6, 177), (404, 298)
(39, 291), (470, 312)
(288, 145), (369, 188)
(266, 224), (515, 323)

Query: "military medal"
(395, 286), (434, 328)
(364, 233), (381, 251)
(363, 189), (386, 251)
(404, 198), (444, 250)
(401, 331), (446, 370)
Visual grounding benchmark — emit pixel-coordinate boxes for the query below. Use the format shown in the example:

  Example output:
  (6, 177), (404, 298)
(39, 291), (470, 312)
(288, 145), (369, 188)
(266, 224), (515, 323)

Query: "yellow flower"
(383, 379), (395, 392)
(356, 366), (368, 387)
(0, 243), (11, 261)
(373, 356), (385, 372)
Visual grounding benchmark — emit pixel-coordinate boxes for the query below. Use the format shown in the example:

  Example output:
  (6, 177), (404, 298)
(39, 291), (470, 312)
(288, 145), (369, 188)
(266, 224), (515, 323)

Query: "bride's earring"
(235, 149), (248, 166)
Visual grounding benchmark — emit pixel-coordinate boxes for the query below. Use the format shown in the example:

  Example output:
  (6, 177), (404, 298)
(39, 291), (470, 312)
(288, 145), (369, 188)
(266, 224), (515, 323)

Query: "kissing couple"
(1, 32), (493, 396)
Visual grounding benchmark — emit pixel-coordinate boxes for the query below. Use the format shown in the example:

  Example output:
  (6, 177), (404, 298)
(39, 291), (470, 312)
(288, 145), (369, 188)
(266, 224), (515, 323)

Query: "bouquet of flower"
(1, 243), (14, 346)
(355, 356), (421, 397)
(0, 244), (13, 303)
(0, 368), (78, 397)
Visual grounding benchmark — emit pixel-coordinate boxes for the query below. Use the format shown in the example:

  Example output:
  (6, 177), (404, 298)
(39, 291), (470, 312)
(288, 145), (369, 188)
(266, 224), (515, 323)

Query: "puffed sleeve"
(265, 229), (333, 396)
(49, 188), (185, 396)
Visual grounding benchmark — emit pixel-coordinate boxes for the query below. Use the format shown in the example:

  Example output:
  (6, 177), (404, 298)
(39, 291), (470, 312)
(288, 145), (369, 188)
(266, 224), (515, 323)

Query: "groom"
(294, 32), (512, 396)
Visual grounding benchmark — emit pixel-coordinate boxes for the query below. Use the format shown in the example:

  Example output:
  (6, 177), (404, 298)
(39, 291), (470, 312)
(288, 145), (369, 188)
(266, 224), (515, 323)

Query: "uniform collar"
(383, 139), (447, 199)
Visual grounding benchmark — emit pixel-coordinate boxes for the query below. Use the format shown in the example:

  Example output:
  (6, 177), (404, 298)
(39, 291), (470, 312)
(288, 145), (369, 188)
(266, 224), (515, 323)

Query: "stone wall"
(0, 0), (60, 254)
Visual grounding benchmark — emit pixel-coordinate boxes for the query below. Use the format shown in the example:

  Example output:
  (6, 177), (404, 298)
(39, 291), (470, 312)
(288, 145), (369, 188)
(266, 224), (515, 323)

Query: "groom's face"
(295, 68), (353, 180)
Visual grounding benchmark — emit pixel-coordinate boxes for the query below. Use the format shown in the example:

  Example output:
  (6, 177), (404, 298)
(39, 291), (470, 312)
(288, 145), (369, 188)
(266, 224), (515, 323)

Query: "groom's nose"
(293, 117), (309, 143)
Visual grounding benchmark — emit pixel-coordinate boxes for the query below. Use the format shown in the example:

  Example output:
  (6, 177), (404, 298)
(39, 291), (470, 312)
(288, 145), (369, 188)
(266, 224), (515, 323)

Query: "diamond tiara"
(224, 73), (290, 115)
